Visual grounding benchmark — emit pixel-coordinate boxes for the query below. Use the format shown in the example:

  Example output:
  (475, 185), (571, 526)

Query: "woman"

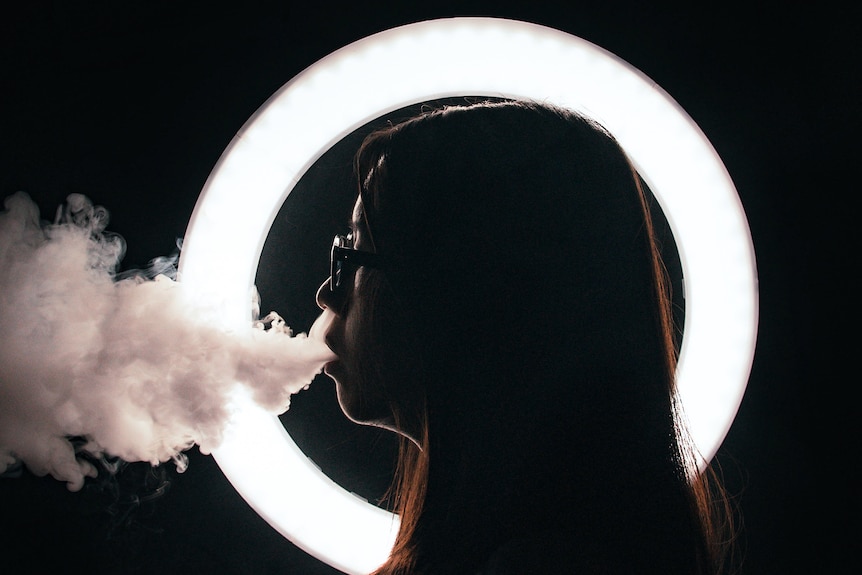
(315, 100), (732, 574)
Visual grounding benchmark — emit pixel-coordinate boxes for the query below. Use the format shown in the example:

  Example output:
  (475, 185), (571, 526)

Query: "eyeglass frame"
(330, 233), (388, 293)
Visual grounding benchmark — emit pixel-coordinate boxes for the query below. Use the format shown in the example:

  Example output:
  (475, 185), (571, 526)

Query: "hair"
(352, 100), (734, 574)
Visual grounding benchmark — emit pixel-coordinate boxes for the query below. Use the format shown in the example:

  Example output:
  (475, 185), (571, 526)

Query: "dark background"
(0, 2), (853, 573)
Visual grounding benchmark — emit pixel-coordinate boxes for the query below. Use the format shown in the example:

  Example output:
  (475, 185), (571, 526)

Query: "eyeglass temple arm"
(332, 245), (388, 270)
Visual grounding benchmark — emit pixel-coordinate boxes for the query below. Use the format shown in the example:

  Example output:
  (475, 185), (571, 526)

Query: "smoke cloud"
(0, 191), (334, 491)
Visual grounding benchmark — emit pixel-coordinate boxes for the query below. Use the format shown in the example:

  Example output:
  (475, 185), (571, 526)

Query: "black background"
(0, 2), (853, 573)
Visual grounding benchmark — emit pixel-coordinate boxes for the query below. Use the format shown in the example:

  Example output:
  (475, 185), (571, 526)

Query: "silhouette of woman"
(316, 100), (731, 574)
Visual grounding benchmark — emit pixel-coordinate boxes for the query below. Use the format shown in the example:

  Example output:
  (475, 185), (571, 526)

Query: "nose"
(316, 279), (331, 310)
(316, 278), (344, 313)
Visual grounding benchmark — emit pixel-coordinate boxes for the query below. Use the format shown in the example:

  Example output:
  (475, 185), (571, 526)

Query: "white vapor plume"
(0, 191), (335, 491)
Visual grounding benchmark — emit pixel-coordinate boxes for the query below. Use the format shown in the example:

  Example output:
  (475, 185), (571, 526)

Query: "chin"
(334, 387), (385, 429)
(332, 378), (363, 423)
(326, 363), (393, 430)
(336, 392), (370, 425)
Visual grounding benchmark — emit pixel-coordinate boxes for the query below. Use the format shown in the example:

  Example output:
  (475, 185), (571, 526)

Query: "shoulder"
(475, 530), (638, 575)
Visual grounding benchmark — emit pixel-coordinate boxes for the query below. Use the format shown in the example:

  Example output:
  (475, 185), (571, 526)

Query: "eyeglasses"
(330, 233), (387, 293)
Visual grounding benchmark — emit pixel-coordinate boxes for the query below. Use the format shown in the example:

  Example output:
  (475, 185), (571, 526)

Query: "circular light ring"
(178, 18), (758, 575)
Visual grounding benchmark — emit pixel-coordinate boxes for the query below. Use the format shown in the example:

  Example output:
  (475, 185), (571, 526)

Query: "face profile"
(317, 198), (424, 442)
(312, 99), (733, 575)
(316, 200), (373, 423)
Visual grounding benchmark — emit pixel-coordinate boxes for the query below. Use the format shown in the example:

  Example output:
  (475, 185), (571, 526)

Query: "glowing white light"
(178, 18), (758, 574)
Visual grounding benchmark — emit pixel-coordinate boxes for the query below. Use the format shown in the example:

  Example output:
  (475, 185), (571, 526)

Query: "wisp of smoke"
(0, 191), (335, 491)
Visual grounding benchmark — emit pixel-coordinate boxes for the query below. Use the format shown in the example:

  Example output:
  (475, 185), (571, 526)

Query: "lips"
(308, 309), (342, 380)
(322, 353), (344, 382)
(309, 309), (336, 342)
(323, 359), (337, 376)
(323, 334), (341, 363)
(320, 319), (347, 377)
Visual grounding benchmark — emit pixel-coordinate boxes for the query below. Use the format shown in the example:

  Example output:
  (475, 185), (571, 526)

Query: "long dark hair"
(354, 100), (733, 574)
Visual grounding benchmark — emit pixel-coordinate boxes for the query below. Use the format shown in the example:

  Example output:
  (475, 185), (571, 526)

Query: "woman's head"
(319, 100), (674, 438)
(316, 99), (721, 573)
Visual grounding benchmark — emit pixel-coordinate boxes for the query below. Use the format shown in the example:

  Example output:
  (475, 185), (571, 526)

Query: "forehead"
(351, 197), (363, 225)
(350, 196), (374, 250)
(350, 197), (369, 238)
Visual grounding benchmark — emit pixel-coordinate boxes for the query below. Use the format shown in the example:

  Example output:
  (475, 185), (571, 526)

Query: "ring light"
(177, 18), (758, 574)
